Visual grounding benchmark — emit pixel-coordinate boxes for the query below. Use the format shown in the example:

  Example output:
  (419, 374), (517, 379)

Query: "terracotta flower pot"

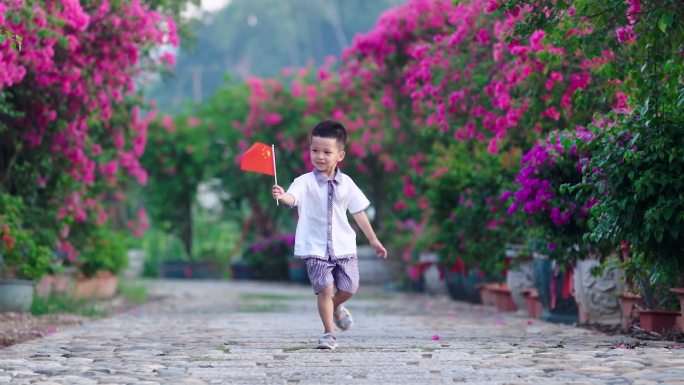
(489, 283), (518, 312)
(618, 292), (645, 332)
(476, 283), (494, 306)
(639, 310), (680, 333)
(523, 289), (543, 319)
(73, 271), (118, 299)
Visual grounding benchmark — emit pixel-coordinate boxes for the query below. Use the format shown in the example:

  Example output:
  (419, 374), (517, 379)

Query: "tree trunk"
(178, 189), (193, 258)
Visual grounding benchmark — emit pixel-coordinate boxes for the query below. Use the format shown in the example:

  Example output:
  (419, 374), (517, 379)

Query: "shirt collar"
(313, 167), (342, 185)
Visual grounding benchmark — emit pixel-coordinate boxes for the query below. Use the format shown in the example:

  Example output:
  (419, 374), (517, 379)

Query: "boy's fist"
(272, 185), (285, 200)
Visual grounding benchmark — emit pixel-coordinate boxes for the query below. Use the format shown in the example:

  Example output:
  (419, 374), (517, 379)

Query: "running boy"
(271, 120), (388, 350)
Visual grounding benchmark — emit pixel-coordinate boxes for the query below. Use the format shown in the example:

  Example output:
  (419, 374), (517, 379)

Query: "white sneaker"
(316, 333), (337, 350)
(334, 305), (353, 331)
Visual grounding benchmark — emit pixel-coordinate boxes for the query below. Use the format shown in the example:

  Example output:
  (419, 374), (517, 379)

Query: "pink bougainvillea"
(1, 0), (178, 254)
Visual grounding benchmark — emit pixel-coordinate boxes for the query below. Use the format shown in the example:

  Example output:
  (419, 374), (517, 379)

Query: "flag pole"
(272, 144), (279, 206)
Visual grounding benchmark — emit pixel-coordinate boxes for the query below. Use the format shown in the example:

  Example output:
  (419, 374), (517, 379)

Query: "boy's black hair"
(311, 120), (347, 149)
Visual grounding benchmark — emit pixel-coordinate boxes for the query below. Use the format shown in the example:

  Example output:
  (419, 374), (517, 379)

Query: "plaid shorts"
(305, 255), (359, 295)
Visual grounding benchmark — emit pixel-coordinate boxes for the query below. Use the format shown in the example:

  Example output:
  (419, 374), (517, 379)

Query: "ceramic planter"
(160, 260), (224, 279)
(532, 254), (578, 324)
(230, 260), (253, 280)
(639, 310), (680, 333)
(618, 292), (645, 332)
(0, 279), (34, 312)
(287, 258), (309, 285)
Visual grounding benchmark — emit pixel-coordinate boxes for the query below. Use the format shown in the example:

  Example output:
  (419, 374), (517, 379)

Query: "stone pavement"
(0, 280), (683, 385)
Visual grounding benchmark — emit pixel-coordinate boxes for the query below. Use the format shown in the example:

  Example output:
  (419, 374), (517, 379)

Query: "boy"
(271, 120), (388, 350)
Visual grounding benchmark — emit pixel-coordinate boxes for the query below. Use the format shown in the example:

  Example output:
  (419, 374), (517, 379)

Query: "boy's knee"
(318, 284), (334, 297)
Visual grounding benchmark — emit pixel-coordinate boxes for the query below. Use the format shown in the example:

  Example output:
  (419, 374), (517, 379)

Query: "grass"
(30, 279), (150, 317)
(239, 293), (307, 301)
(30, 294), (106, 317)
(118, 280), (149, 306)
(236, 303), (289, 313)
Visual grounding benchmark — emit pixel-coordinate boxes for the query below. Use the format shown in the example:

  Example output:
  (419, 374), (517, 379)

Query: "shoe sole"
(316, 344), (337, 350)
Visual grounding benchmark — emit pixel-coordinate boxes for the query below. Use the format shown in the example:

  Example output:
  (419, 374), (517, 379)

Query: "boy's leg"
(317, 284), (336, 334)
(331, 257), (359, 331)
(306, 258), (337, 334)
(332, 290), (353, 310)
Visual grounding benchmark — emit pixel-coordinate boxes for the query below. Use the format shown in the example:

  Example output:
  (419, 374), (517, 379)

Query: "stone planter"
(423, 264), (446, 296)
(357, 245), (402, 286)
(421, 253), (447, 296)
(0, 279), (34, 312)
(533, 254), (578, 324)
(506, 260), (534, 314)
(73, 271), (118, 299)
(639, 310), (680, 333)
(573, 258), (621, 325)
(618, 292), (646, 332)
(124, 249), (145, 278)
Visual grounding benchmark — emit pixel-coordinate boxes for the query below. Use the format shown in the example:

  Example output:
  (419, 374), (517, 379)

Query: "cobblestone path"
(0, 280), (682, 384)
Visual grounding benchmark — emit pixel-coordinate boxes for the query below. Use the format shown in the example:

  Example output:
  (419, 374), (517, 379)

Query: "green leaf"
(658, 12), (674, 34)
(0, 35), (5, 44)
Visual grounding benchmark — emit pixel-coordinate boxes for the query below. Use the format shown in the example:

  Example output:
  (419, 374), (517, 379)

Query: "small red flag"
(240, 142), (275, 176)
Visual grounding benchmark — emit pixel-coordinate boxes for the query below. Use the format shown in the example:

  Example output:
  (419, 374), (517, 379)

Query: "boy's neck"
(318, 167), (338, 180)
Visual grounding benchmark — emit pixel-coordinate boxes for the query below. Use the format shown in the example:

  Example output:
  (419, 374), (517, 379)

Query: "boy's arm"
(272, 185), (295, 207)
(352, 211), (388, 259)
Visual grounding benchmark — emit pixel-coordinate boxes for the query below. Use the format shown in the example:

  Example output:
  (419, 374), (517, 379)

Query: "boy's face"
(310, 136), (345, 176)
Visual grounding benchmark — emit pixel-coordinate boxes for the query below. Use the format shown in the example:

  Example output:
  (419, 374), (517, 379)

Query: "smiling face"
(310, 135), (345, 178)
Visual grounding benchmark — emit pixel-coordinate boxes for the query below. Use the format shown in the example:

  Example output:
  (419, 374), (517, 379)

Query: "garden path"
(0, 279), (682, 384)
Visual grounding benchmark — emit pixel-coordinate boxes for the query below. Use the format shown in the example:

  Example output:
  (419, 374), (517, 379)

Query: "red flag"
(240, 142), (275, 176)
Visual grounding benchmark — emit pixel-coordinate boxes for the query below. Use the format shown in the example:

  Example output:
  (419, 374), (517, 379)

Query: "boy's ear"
(338, 150), (346, 162)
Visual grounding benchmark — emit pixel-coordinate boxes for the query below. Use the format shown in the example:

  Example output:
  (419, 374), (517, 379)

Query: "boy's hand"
(272, 185), (285, 201)
(371, 239), (388, 259)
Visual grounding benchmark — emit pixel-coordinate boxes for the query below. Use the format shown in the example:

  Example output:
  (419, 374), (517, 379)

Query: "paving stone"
(0, 280), (682, 384)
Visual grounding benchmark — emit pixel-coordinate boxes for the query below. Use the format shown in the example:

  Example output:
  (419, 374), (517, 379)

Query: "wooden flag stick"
(272, 144), (278, 206)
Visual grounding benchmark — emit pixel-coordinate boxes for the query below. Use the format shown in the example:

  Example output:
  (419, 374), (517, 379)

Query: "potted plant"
(574, 110), (684, 332)
(505, 131), (594, 324)
(427, 141), (513, 304)
(72, 226), (128, 299)
(0, 194), (52, 311)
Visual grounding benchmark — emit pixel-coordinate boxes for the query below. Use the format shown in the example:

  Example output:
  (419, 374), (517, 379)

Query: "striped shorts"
(305, 255), (359, 295)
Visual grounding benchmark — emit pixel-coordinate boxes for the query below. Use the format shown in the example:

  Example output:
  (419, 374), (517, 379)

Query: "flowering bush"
(505, 130), (596, 264)
(243, 233), (295, 281)
(491, 0), (684, 307)
(0, 194), (52, 280)
(428, 140), (520, 276)
(0, 0), (180, 267)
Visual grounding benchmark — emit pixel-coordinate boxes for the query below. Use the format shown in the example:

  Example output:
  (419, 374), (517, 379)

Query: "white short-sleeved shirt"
(286, 168), (370, 260)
